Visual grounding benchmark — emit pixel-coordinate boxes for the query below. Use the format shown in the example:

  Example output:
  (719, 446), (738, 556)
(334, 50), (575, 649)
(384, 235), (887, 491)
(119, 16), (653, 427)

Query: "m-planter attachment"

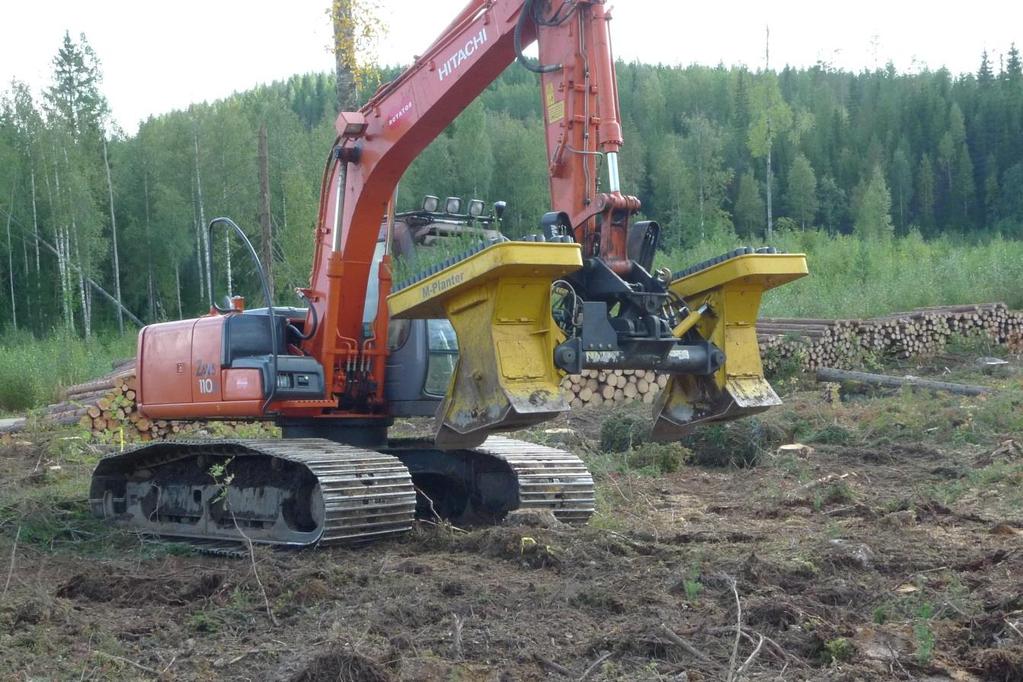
(388, 240), (583, 448)
(651, 251), (809, 440)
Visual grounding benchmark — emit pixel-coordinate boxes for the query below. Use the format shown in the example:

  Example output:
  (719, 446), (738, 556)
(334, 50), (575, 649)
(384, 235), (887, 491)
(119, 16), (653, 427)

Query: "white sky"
(2, 1), (1020, 133)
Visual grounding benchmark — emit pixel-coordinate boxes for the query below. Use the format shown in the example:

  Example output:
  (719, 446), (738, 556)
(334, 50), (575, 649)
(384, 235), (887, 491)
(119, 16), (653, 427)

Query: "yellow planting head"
(651, 250), (808, 440)
(389, 240), (582, 448)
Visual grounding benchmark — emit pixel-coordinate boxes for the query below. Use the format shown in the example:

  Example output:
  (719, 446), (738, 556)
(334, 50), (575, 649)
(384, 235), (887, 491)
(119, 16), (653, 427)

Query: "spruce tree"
(817, 176), (847, 233)
(978, 50), (994, 85)
(1006, 44), (1022, 83)
(915, 154), (936, 234)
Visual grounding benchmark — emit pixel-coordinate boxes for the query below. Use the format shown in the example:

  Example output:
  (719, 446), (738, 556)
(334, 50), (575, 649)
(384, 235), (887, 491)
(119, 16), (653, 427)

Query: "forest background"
(2, 27), (1023, 391)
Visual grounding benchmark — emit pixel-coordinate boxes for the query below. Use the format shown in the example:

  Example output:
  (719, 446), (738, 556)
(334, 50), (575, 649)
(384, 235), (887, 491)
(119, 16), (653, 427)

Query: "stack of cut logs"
(37, 302), (1023, 430)
(564, 302), (1022, 408)
(41, 359), (181, 440)
(758, 302), (1023, 374)
(560, 369), (668, 409)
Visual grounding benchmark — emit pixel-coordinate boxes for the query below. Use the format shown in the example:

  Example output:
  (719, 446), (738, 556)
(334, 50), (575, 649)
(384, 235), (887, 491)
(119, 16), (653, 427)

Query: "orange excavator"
(90, 0), (807, 546)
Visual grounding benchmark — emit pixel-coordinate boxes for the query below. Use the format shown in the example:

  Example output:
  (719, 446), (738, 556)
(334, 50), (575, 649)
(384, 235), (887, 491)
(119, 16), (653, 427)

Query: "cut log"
(815, 367), (992, 396)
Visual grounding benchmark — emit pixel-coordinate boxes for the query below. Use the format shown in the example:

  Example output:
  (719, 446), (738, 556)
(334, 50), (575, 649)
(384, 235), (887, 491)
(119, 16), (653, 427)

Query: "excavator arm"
(295, 0), (806, 445)
(304, 0), (633, 411)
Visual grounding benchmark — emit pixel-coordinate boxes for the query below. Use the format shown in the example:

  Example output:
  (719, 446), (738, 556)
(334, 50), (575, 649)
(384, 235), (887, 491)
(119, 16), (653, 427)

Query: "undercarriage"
(90, 436), (594, 546)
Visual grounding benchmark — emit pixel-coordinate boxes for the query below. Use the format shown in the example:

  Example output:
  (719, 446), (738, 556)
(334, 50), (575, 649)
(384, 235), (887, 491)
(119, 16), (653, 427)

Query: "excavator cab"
(381, 196), (500, 417)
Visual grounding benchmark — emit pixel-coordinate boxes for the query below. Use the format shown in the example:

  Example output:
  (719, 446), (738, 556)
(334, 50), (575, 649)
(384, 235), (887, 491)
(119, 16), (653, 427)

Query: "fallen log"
(61, 369), (134, 399)
(0, 417), (26, 434)
(816, 367), (992, 396)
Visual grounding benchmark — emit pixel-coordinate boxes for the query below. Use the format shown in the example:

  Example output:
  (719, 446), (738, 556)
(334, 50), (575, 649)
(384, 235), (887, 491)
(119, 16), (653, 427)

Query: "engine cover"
(138, 312), (324, 420)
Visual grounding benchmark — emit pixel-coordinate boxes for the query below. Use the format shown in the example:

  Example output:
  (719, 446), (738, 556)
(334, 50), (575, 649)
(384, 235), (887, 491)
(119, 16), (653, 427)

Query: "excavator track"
(474, 437), (595, 523)
(90, 436), (595, 547)
(90, 439), (417, 547)
(386, 436), (595, 525)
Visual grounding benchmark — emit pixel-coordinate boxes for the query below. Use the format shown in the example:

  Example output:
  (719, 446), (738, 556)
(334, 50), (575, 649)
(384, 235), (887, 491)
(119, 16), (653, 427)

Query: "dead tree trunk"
(30, 170), (40, 273)
(4, 186), (16, 329)
(45, 162), (73, 332)
(258, 123), (274, 301)
(174, 263), (183, 319)
(142, 172), (156, 319)
(72, 222), (91, 338)
(27, 229), (143, 327)
(191, 172), (204, 304)
(62, 145), (90, 337)
(332, 0), (358, 111)
(764, 26), (773, 241)
(193, 126), (211, 300)
(220, 151), (232, 298)
(102, 138), (124, 334)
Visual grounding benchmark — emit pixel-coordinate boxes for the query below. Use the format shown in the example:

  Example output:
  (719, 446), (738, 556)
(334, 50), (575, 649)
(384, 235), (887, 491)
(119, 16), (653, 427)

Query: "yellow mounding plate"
(388, 241), (583, 320)
(670, 253), (808, 299)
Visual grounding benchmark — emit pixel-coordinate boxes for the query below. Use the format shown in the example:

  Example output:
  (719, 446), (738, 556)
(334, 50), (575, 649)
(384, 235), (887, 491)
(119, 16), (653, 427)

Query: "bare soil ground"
(1, 346), (1021, 681)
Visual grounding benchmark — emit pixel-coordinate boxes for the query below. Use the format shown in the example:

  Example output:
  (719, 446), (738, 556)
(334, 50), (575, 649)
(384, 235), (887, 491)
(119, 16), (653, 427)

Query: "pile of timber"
(564, 302), (1022, 408)
(41, 358), (182, 440)
(759, 302), (1023, 373)
(560, 369), (667, 409)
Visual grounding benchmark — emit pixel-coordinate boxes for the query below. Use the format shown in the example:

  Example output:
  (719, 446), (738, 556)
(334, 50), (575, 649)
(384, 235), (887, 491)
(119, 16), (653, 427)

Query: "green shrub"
(680, 418), (784, 468)
(0, 329), (137, 413)
(599, 414), (648, 453)
(822, 637), (855, 663)
(626, 442), (690, 474)
(809, 424), (853, 445)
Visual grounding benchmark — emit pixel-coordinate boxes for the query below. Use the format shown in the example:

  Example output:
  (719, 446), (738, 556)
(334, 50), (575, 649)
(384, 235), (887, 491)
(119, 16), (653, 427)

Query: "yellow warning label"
(547, 100), (565, 123)
(545, 83), (565, 123)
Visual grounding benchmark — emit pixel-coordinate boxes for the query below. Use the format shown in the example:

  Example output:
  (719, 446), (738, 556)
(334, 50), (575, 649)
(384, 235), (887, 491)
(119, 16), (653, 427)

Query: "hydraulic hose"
(514, 0), (563, 74)
(207, 217), (279, 413)
(289, 290), (319, 341)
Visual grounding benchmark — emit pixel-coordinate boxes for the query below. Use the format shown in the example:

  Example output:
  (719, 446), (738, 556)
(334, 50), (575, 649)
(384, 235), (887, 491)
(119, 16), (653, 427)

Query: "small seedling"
(914, 603), (936, 664)
(823, 637), (855, 663)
